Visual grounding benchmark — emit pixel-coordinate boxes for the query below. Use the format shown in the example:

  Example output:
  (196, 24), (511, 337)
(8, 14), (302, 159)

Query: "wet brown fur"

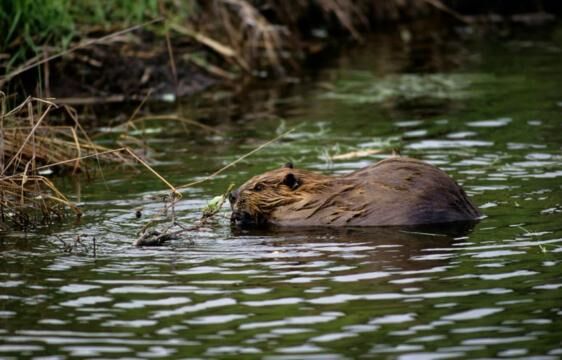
(230, 157), (481, 227)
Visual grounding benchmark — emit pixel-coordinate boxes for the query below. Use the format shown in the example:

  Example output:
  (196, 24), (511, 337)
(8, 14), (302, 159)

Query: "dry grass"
(175, 0), (288, 75)
(0, 174), (79, 230)
(0, 90), (230, 230)
(188, 0), (435, 76)
(1, 97), (129, 173)
(0, 95), (130, 229)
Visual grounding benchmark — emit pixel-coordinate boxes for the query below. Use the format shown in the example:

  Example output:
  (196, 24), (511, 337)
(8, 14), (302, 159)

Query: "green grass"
(0, 0), (163, 73)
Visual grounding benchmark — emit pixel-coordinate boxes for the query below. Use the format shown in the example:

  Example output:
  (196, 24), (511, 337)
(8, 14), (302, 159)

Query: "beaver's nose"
(228, 190), (239, 205)
(230, 210), (254, 227)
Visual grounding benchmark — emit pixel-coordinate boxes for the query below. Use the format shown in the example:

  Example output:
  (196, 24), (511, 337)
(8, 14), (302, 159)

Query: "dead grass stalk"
(0, 96), (130, 229)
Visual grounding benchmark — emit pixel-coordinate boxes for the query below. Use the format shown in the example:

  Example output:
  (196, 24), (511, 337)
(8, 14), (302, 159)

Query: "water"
(2, 26), (562, 359)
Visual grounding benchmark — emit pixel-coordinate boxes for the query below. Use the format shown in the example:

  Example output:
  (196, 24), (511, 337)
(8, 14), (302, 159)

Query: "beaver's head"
(229, 163), (328, 227)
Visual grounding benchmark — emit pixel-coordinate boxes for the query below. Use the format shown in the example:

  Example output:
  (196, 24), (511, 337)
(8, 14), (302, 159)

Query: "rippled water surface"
(1, 27), (562, 359)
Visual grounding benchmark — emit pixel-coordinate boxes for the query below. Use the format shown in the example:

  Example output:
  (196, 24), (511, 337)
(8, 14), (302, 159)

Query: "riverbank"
(2, 0), (560, 107)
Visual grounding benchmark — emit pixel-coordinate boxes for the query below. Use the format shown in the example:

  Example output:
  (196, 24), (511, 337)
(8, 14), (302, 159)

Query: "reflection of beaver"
(231, 224), (473, 272)
(229, 157), (481, 228)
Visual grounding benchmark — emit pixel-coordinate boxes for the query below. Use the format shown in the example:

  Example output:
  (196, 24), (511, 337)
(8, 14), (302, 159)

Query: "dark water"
(2, 26), (562, 359)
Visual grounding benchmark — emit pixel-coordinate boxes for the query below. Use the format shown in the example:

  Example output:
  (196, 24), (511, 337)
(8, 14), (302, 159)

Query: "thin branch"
(178, 126), (298, 189)
(123, 148), (179, 196)
(422, 0), (471, 24)
(127, 114), (221, 134)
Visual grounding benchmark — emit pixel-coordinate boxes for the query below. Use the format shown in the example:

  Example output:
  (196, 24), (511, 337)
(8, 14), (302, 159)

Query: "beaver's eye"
(253, 183), (264, 192)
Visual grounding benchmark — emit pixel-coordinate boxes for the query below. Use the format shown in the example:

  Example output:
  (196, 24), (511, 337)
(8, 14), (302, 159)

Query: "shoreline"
(2, 1), (560, 109)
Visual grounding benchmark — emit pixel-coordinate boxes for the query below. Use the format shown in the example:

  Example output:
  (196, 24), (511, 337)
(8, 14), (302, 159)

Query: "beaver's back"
(347, 157), (480, 225)
(272, 157), (481, 226)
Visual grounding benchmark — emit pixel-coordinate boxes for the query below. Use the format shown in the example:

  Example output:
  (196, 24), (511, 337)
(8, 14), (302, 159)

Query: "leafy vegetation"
(0, 0), (163, 72)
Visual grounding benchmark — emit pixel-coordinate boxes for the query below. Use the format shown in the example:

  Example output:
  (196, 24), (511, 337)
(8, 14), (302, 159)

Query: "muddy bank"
(40, 31), (218, 102)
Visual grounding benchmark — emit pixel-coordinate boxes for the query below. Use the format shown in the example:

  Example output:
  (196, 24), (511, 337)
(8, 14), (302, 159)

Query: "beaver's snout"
(230, 210), (264, 228)
(229, 189), (264, 227)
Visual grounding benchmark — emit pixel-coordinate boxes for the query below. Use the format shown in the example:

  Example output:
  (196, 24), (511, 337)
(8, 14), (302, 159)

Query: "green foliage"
(66, 0), (159, 28)
(201, 184), (235, 220)
(0, 0), (161, 72)
(1, 0), (74, 69)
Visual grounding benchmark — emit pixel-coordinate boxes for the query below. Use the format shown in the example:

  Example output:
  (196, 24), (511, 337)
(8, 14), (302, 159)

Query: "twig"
(183, 53), (237, 80)
(54, 235), (70, 252)
(200, 183), (234, 222)
(422, 0), (471, 24)
(134, 182), (233, 247)
(165, 30), (178, 95)
(125, 89), (154, 127)
(170, 23), (249, 72)
(133, 226), (198, 247)
(134, 126), (298, 246)
(158, 1), (178, 94)
(126, 114), (220, 134)
(4, 146), (176, 195)
(30, 148), (128, 173)
(47, 95), (129, 105)
(123, 148), (179, 196)
(178, 126), (298, 189)
(0, 96), (32, 120)
(170, 23), (237, 58)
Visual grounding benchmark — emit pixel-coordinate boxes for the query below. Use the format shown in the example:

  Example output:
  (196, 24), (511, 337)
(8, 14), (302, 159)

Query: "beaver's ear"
(283, 173), (299, 190)
(284, 162), (294, 169)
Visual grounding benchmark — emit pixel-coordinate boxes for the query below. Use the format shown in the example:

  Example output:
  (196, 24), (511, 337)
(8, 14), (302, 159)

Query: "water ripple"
(2, 31), (562, 359)
(152, 298), (237, 318)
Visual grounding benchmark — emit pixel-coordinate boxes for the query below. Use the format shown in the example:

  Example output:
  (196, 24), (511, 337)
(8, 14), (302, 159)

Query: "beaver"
(229, 157), (481, 228)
